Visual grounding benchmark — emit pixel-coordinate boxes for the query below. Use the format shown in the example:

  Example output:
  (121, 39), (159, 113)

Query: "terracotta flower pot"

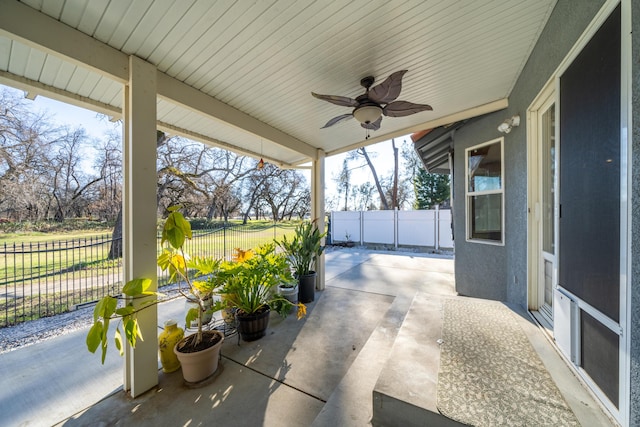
(174, 330), (224, 383)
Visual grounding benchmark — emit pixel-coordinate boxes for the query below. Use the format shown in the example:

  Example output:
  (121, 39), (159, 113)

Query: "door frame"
(527, 82), (557, 329)
(526, 1), (630, 424)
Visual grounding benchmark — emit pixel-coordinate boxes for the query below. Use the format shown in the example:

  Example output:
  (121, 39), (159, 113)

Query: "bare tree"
(90, 132), (122, 221)
(50, 127), (102, 221)
(0, 89), (61, 220)
(250, 164), (309, 221)
(352, 182), (375, 211)
(334, 157), (351, 211)
(356, 146), (389, 210)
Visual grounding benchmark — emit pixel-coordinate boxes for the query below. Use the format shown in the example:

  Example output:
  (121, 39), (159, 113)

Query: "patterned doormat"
(436, 299), (579, 426)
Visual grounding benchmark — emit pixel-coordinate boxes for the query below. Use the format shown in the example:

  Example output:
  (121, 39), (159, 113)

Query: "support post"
(394, 207), (398, 250)
(360, 211), (364, 246)
(311, 149), (325, 291)
(122, 55), (158, 397)
(435, 205), (440, 251)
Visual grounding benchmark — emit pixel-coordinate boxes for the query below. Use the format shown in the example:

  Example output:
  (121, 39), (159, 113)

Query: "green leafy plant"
(157, 206), (226, 347)
(87, 206), (225, 362)
(219, 243), (303, 318)
(276, 219), (326, 276)
(86, 277), (160, 364)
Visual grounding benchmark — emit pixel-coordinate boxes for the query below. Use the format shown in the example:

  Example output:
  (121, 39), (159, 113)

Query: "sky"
(3, 84), (410, 207)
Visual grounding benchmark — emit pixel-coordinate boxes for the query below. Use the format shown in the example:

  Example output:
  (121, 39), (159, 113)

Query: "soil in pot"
(175, 331), (223, 353)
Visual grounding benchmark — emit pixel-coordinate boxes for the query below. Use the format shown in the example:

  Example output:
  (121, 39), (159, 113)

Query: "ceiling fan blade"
(383, 100), (433, 117)
(312, 92), (359, 107)
(368, 70), (407, 104)
(321, 113), (353, 128)
(361, 116), (382, 130)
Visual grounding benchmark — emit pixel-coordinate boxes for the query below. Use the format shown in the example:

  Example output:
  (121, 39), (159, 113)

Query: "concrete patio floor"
(0, 248), (615, 426)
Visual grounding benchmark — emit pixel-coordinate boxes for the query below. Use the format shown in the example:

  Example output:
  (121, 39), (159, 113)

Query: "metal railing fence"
(1, 222), (297, 328)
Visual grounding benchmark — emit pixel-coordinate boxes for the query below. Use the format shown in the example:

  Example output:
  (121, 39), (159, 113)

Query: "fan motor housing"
(360, 76), (375, 90)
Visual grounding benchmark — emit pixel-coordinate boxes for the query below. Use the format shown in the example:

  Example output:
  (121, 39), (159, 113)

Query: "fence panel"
(397, 210), (436, 246)
(330, 209), (453, 249)
(0, 235), (122, 328)
(438, 209), (454, 249)
(330, 211), (362, 243)
(1, 221), (298, 328)
(363, 210), (395, 244)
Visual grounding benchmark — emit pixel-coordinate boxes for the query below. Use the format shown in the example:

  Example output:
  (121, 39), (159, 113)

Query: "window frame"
(465, 137), (505, 246)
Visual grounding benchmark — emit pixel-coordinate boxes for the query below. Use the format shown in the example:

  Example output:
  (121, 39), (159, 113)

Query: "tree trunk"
(360, 147), (389, 210)
(108, 209), (123, 259)
(392, 139), (399, 209)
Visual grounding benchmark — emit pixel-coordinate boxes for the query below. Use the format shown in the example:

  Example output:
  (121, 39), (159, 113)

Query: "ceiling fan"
(311, 70), (432, 131)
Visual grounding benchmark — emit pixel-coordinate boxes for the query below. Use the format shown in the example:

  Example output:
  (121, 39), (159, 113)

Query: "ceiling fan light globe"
(353, 105), (382, 124)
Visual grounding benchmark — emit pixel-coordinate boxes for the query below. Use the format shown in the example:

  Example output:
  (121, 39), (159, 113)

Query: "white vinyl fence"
(330, 208), (453, 250)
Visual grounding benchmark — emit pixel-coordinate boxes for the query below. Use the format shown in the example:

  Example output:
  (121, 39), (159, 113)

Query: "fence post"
(359, 211), (364, 245)
(435, 205), (440, 251)
(329, 211), (334, 245)
(394, 208), (398, 250)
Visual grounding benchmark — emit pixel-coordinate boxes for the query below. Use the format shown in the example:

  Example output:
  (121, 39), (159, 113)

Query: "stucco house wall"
(452, 0), (605, 304)
(454, 0), (640, 422)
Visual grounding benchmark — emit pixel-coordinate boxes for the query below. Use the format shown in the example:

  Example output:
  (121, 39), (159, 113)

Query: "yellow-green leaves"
(185, 307), (199, 329)
(93, 295), (117, 321)
(87, 295), (118, 363)
(122, 277), (154, 296)
(86, 278), (157, 364)
(86, 321), (104, 354)
(161, 210), (192, 249)
(157, 249), (187, 282)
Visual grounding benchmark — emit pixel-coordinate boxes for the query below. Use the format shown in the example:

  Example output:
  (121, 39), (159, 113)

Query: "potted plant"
(86, 207), (226, 383)
(276, 219), (326, 303)
(219, 243), (305, 341)
(156, 206), (226, 383)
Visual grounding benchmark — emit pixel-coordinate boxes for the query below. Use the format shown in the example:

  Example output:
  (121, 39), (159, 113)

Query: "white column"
(123, 56), (158, 397)
(311, 149), (326, 291)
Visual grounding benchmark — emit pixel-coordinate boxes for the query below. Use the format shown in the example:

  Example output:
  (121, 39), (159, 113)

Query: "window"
(466, 138), (504, 244)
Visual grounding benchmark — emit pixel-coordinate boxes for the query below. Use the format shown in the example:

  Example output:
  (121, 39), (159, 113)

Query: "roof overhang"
(0, 0), (556, 166)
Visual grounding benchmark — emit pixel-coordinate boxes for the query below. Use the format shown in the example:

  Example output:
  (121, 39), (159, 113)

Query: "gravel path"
(0, 285), (185, 354)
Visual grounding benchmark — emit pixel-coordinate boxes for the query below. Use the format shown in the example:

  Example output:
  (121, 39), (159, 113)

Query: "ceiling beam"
(0, 69), (298, 168)
(156, 121), (291, 168)
(0, 0), (129, 83)
(325, 98), (509, 157)
(0, 71), (122, 117)
(0, 0), (317, 159)
(156, 73), (317, 159)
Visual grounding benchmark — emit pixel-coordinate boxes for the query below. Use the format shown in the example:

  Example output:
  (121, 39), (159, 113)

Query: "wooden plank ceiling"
(0, 0), (557, 167)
